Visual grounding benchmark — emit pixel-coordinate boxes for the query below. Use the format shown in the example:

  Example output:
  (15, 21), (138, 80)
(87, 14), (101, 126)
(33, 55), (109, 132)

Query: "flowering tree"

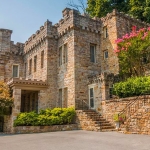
(115, 26), (150, 78)
(0, 82), (13, 115)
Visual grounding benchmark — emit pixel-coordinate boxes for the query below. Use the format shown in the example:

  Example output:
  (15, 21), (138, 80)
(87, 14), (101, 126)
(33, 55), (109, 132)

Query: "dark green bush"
(113, 76), (150, 98)
(14, 107), (75, 127)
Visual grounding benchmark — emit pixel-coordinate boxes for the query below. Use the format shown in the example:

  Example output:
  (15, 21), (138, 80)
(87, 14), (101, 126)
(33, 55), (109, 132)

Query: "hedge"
(14, 107), (76, 127)
(113, 76), (150, 98)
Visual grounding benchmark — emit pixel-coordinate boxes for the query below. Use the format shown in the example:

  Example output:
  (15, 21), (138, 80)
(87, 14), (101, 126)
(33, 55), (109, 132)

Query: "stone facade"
(0, 8), (149, 133)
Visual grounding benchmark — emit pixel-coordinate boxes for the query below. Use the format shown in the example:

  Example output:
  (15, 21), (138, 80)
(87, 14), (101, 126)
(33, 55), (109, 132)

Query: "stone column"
(11, 88), (21, 133)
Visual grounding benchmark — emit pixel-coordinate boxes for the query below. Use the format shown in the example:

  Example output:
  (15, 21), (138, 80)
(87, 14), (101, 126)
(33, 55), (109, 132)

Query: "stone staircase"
(76, 109), (116, 132)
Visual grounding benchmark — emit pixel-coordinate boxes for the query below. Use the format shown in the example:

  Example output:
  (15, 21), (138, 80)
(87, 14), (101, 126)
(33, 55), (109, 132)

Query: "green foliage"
(14, 107), (76, 127)
(86, 0), (129, 18)
(129, 0), (150, 23)
(115, 27), (150, 78)
(0, 82), (13, 116)
(113, 76), (150, 98)
(86, 0), (150, 23)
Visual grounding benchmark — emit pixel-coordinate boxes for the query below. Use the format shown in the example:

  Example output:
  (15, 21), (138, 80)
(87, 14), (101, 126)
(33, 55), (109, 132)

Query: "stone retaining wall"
(13, 124), (78, 134)
(101, 96), (150, 135)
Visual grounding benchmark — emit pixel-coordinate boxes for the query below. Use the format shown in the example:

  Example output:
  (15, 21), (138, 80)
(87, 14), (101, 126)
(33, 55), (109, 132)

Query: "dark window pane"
(90, 45), (95, 62)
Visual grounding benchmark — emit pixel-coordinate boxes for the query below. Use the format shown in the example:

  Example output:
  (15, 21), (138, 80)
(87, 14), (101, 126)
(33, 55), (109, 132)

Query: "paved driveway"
(0, 130), (150, 150)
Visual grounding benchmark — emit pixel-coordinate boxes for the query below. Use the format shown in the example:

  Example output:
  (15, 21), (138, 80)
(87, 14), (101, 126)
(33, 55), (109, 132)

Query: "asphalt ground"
(0, 130), (150, 150)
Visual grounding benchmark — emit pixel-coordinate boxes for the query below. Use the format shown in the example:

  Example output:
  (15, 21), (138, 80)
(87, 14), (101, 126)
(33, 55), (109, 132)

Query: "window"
(12, 65), (19, 77)
(63, 44), (68, 64)
(59, 47), (62, 66)
(90, 45), (96, 63)
(34, 55), (37, 72)
(89, 88), (94, 108)
(103, 26), (108, 38)
(63, 87), (68, 108)
(104, 50), (108, 59)
(41, 51), (44, 68)
(29, 59), (32, 75)
(58, 89), (62, 107)
(24, 63), (27, 77)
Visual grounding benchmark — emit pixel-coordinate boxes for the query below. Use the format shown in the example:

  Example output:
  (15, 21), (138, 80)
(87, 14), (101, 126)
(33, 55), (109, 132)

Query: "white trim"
(12, 64), (19, 78)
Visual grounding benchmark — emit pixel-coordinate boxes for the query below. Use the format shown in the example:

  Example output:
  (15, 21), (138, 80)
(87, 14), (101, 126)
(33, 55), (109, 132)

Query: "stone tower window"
(24, 63), (27, 77)
(63, 44), (68, 64)
(29, 59), (32, 75)
(34, 55), (37, 72)
(59, 47), (62, 66)
(58, 89), (62, 107)
(90, 44), (96, 63)
(104, 50), (108, 59)
(41, 51), (44, 68)
(103, 26), (108, 38)
(12, 65), (19, 77)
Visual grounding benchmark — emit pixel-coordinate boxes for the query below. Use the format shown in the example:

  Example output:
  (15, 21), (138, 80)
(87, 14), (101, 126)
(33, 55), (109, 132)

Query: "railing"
(118, 94), (149, 131)
(76, 100), (91, 110)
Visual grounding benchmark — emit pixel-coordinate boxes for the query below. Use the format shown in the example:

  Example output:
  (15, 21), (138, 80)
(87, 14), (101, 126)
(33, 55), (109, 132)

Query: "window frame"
(59, 46), (63, 66)
(34, 55), (37, 72)
(12, 64), (19, 78)
(29, 58), (32, 75)
(41, 50), (44, 68)
(90, 44), (96, 63)
(103, 26), (108, 38)
(104, 50), (108, 59)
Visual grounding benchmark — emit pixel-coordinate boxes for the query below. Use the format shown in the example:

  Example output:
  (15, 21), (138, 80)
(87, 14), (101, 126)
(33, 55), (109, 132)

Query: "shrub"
(113, 76), (150, 98)
(14, 107), (76, 127)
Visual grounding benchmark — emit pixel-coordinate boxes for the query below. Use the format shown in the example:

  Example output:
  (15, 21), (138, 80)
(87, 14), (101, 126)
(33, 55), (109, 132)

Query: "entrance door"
(89, 88), (95, 109)
(0, 116), (4, 132)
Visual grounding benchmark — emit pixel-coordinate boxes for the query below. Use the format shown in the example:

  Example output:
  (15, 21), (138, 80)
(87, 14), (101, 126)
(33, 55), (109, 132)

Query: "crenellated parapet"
(100, 9), (150, 27)
(24, 20), (56, 54)
(56, 8), (102, 38)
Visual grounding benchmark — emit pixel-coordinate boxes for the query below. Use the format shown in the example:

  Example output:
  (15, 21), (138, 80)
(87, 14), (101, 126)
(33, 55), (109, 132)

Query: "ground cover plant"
(14, 107), (76, 126)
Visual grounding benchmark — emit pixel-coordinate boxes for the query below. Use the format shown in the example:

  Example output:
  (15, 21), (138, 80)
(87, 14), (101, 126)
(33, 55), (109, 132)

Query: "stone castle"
(0, 8), (149, 133)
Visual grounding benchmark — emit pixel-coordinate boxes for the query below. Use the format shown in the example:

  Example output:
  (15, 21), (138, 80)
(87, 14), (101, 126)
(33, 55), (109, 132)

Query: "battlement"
(0, 28), (12, 34)
(100, 9), (150, 27)
(56, 8), (101, 37)
(25, 20), (52, 46)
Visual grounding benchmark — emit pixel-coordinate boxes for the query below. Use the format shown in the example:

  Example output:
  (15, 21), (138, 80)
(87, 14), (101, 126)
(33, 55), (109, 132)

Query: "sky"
(0, 0), (86, 43)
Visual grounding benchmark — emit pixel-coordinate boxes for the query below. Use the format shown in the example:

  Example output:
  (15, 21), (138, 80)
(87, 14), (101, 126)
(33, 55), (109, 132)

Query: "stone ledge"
(13, 124), (78, 134)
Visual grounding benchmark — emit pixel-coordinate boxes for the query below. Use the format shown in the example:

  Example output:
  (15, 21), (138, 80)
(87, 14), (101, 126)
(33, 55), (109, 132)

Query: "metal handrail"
(118, 94), (149, 128)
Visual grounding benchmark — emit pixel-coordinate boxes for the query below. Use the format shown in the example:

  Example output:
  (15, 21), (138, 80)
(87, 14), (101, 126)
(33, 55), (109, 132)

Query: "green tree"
(86, 0), (129, 18)
(86, 0), (150, 23)
(129, 0), (150, 23)
(0, 82), (13, 115)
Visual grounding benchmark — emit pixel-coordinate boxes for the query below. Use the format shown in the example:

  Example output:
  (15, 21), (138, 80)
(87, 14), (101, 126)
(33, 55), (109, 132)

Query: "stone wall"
(13, 124), (78, 134)
(100, 96), (150, 135)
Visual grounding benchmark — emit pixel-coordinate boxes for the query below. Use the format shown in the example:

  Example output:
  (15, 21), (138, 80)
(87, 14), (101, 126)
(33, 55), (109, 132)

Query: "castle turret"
(0, 29), (12, 53)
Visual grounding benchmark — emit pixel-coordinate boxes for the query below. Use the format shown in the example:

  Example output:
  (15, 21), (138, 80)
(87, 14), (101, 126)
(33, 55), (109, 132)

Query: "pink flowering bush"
(115, 26), (150, 78)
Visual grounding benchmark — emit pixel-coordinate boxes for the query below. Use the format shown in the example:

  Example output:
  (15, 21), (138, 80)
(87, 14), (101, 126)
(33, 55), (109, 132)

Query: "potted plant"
(113, 113), (126, 129)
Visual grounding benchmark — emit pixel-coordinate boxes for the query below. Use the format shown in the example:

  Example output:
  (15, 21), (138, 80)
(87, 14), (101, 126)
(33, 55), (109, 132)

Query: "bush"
(113, 76), (150, 98)
(14, 107), (76, 127)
